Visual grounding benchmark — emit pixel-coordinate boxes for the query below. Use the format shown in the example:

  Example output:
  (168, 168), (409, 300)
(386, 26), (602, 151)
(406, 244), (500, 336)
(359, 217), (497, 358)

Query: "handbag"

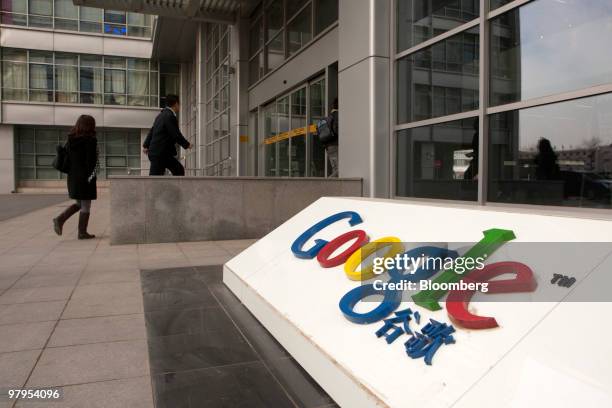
(52, 143), (70, 173)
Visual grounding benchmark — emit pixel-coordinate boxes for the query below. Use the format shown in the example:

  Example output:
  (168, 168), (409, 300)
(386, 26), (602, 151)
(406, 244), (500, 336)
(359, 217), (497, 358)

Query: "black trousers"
(148, 155), (185, 176)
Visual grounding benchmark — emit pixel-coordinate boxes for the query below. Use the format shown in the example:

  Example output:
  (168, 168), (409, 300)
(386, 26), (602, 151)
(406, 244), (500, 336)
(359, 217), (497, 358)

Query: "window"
(204, 23), (232, 176)
(490, 0), (612, 106)
(54, 0), (77, 30)
(267, 0), (283, 40)
(287, 3), (312, 56)
(397, 27), (479, 124)
(15, 126), (141, 180)
(394, 0), (612, 211)
(249, 0), (338, 85)
(287, 0), (307, 19)
(266, 31), (285, 73)
(104, 10), (126, 35)
(1, 48), (165, 107)
(29, 50), (53, 102)
(309, 78), (326, 176)
(79, 6), (102, 33)
(28, 0), (52, 28)
(1, 0), (27, 26)
(489, 94), (612, 209)
(489, 0), (512, 10)
(0, 2), (152, 37)
(159, 62), (180, 107)
(79, 55), (103, 104)
(104, 56), (126, 105)
(261, 79), (328, 178)
(396, 118), (478, 201)
(0, 48), (27, 100)
(127, 12), (151, 37)
(54, 52), (78, 103)
(315, 0), (337, 35)
(396, 0), (479, 52)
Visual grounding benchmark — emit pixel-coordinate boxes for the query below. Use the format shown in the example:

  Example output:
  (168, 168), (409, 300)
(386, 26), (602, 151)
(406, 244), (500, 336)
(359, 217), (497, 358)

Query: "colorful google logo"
(290, 211), (537, 330)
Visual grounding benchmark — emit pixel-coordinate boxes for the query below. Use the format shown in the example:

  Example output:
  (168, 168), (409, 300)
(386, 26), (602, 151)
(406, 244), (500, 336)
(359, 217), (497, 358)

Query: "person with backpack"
(52, 114), (98, 240)
(317, 98), (339, 177)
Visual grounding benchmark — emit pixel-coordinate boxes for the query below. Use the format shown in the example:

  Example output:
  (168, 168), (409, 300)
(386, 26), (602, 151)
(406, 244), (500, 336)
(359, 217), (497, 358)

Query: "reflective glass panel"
(397, 0), (479, 52)
(396, 118), (479, 201)
(397, 27), (479, 124)
(488, 93), (612, 209)
(490, 0), (612, 106)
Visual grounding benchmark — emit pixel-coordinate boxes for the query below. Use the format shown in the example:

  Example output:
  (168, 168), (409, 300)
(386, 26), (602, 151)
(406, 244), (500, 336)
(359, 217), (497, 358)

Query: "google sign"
(291, 211), (538, 330)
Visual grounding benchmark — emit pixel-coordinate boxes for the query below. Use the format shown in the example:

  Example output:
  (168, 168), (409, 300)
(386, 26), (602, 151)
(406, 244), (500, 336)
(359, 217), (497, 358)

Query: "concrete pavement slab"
(62, 282), (143, 319)
(0, 301), (66, 325)
(0, 349), (41, 388)
(15, 376), (154, 408)
(0, 286), (74, 305)
(0, 321), (55, 353)
(49, 315), (146, 347)
(27, 340), (149, 387)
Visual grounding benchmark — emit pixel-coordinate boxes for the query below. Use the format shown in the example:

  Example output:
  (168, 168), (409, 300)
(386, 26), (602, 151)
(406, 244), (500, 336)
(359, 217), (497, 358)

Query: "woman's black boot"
(53, 204), (81, 236)
(78, 212), (96, 240)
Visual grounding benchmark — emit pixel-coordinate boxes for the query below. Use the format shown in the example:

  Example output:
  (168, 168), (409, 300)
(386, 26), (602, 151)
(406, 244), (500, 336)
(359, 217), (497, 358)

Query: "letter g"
(290, 211), (364, 259)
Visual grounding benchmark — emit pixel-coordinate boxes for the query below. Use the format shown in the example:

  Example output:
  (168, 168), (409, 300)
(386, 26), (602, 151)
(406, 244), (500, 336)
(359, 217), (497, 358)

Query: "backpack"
(317, 111), (338, 145)
(52, 143), (70, 173)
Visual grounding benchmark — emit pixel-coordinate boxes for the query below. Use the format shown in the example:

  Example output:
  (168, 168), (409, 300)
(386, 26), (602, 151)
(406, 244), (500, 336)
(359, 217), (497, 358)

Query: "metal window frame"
(257, 75), (327, 178)
(1, 47), (159, 107)
(390, 0), (612, 212)
(204, 22), (233, 176)
(248, 0), (336, 87)
(14, 125), (141, 180)
(1, 1), (152, 38)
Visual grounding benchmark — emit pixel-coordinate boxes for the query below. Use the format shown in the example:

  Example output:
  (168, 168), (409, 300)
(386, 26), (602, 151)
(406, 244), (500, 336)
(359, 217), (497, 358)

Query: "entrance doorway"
(259, 76), (331, 177)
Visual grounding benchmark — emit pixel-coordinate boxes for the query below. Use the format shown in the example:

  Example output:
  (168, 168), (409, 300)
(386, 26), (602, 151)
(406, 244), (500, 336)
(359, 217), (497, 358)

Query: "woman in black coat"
(53, 115), (98, 239)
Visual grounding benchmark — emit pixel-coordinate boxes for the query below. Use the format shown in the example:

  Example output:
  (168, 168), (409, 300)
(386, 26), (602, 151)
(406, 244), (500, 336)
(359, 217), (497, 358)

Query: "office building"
(2, 0), (611, 211)
(0, 0), (181, 192)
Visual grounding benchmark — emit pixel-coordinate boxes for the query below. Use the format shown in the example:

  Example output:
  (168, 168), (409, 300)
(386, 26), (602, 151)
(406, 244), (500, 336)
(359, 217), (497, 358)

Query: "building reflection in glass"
(397, 0), (479, 52)
(490, 0), (612, 106)
(489, 93), (612, 208)
(397, 27), (479, 125)
(396, 118), (478, 201)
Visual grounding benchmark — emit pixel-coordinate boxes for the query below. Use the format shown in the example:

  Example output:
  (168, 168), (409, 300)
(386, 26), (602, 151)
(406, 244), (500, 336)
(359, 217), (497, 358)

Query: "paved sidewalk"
(0, 193), (253, 408)
(0, 195), (69, 222)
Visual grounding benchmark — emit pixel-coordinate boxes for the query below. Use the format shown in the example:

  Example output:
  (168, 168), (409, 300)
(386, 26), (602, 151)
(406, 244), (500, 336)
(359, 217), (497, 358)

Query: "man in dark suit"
(143, 94), (192, 176)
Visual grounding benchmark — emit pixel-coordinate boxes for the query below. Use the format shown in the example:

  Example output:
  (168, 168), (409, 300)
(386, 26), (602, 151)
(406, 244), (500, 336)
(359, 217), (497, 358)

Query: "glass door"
(290, 87), (307, 177)
(263, 101), (277, 176)
(309, 78), (326, 177)
(277, 96), (290, 176)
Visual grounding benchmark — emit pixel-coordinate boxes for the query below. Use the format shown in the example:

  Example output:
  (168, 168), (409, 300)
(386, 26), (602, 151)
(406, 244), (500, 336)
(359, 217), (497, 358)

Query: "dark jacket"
(143, 108), (190, 157)
(327, 109), (339, 147)
(67, 136), (98, 200)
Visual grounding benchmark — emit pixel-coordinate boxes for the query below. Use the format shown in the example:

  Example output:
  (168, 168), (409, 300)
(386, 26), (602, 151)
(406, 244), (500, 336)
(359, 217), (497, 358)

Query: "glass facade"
(490, 0), (612, 106)
(204, 23), (231, 176)
(489, 94), (612, 208)
(0, 0), (153, 37)
(15, 126), (141, 181)
(1, 48), (179, 107)
(395, 0), (612, 210)
(260, 77), (328, 177)
(248, 0), (338, 85)
(184, 57), (198, 174)
(396, 27), (479, 124)
(397, 0), (479, 52)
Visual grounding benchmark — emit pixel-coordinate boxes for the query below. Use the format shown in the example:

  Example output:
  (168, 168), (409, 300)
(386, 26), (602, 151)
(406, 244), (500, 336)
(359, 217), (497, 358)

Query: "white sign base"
(223, 197), (612, 408)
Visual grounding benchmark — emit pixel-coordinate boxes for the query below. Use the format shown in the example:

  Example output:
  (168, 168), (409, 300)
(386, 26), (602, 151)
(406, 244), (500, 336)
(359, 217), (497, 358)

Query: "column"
(0, 124), (16, 193)
(338, 0), (391, 197)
